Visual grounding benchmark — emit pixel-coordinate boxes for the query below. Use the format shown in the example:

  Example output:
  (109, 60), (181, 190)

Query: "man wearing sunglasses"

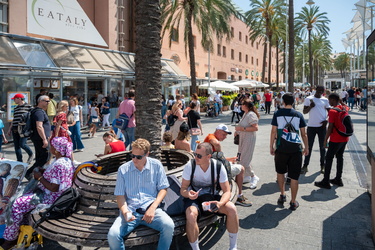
(204, 124), (252, 207)
(26, 95), (51, 179)
(181, 142), (239, 250)
(108, 138), (174, 250)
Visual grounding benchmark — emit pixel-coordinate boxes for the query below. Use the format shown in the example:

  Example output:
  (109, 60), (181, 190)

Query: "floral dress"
(51, 112), (72, 142)
(3, 157), (74, 241)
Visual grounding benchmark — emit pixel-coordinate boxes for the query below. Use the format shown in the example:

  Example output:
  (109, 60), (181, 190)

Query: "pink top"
(118, 98), (136, 127)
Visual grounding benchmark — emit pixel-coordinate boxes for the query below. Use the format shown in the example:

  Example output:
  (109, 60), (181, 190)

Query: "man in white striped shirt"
(107, 139), (174, 250)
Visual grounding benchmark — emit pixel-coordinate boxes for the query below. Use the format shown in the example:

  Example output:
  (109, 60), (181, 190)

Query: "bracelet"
(38, 176), (43, 181)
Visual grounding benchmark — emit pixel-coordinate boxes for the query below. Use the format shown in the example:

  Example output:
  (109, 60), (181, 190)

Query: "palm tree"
(134, 0), (162, 157)
(295, 5), (330, 87)
(245, 0), (285, 84)
(310, 35), (332, 86)
(160, 0), (239, 93)
(334, 53), (350, 78)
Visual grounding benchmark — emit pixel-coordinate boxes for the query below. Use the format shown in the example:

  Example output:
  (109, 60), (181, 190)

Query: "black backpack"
(332, 107), (354, 137)
(34, 187), (80, 228)
(190, 159), (224, 194)
(18, 108), (36, 138)
(211, 151), (232, 181)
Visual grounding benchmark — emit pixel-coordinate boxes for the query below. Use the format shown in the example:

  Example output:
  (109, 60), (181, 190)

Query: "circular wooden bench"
(30, 150), (239, 249)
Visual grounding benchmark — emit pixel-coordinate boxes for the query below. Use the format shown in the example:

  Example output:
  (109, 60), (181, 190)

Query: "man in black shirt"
(7, 94), (34, 163)
(27, 95), (51, 178)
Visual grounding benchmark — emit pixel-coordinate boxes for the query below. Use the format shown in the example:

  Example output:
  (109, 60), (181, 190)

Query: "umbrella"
(256, 82), (269, 88)
(199, 80), (239, 91)
(231, 79), (257, 88)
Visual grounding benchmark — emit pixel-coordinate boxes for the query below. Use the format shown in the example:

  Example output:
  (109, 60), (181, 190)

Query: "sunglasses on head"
(193, 152), (205, 159)
(130, 153), (147, 160)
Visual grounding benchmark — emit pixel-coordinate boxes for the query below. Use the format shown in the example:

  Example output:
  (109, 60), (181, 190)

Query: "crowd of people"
(0, 84), (365, 249)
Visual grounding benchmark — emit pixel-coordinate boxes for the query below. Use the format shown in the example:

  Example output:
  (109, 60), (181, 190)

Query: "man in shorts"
(204, 124), (252, 206)
(181, 142), (239, 250)
(270, 93), (308, 210)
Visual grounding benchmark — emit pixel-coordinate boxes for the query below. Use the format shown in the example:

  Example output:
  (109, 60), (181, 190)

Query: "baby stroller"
(205, 101), (215, 117)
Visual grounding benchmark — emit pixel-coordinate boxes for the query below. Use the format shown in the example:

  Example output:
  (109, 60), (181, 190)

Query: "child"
(0, 119), (8, 154)
(161, 131), (175, 150)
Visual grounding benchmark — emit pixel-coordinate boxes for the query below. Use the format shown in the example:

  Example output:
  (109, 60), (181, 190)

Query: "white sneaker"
(73, 160), (81, 166)
(243, 176), (252, 184)
(77, 149), (84, 152)
(249, 175), (260, 189)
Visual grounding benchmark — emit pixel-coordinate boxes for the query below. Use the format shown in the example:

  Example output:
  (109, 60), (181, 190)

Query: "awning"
(232, 79), (257, 88)
(43, 43), (82, 69)
(199, 80), (239, 91)
(0, 36), (26, 66)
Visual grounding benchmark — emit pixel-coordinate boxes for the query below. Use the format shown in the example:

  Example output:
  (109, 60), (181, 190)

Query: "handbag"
(234, 134), (239, 145)
(67, 111), (75, 125)
(92, 117), (99, 123)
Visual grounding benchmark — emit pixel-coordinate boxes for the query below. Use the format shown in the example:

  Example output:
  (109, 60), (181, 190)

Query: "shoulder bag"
(188, 112), (201, 136)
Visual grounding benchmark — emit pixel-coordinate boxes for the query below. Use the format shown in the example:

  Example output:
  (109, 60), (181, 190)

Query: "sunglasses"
(193, 152), (205, 159)
(43, 100), (50, 103)
(131, 153), (147, 160)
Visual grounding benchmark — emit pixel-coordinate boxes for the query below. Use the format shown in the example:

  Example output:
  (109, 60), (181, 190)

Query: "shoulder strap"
(210, 159), (215, 195)
(189, 159), (196, 191)
(215, 159), (222, 192)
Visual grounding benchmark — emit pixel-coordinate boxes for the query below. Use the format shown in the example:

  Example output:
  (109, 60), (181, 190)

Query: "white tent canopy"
(199, 80), (239, 91)
(231, 79), (257, 88)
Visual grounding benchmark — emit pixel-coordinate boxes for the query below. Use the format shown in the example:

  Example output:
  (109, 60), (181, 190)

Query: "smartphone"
(196, 188), (202, 194)
(210, 203), (218, 212)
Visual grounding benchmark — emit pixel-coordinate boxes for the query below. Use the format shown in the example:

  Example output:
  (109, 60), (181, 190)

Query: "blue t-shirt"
(0, 120), (4, 135)
(271, 108), (306, 150)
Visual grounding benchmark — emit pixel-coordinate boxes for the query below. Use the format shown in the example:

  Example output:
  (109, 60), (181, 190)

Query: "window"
(193, 35), (196, 48)
(256, 59), (259, 66)
(231, 27), (234, 37)
(223, 46), (226, 57)
(239, 32), (242, 41)
(239, 52), (242, 62)
(246, 35), (248, 44)
(256, 42), (259, 50)
(251, 57), (254, 65)
(246, 54), (248, 63)
(217, 44), (221, 56)
(231, 49), (234, 60)
(0, 0), (9, 32)
(171, 28), (179, 42)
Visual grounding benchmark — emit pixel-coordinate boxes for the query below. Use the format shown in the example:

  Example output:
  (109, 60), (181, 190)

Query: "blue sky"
(233, 0), (365, 53)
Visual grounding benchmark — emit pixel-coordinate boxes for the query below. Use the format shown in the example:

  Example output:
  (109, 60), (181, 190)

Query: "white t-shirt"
(304, 95), (330, 127)
(70, 105), (82, 122)
(182, 159), (228, 195)
(340, 91), (348, 99)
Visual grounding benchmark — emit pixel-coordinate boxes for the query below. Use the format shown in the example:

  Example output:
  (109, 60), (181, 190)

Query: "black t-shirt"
(31, 108), (51, 140)
(347, 89), (355, 98)
(187, 110), (201, 128)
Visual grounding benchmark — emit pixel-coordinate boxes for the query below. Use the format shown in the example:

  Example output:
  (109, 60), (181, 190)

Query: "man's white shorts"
(230, 163), (242, 177)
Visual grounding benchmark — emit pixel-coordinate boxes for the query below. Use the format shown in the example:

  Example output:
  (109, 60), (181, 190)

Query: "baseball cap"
(11, 93), (25, 99)
(180, 122), (189, 133)
(216, 124), (232, 134)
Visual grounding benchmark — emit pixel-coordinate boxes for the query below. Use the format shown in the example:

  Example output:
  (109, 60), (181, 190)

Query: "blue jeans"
(69, 121), (84, 150)
(348, 97), (355, 109)
(122, 127), (135, 150)
(161, 106), (167, 125)
(107, 208), (174, 250)
(190, 134), (199, 151)
(12, 129), (33, 162)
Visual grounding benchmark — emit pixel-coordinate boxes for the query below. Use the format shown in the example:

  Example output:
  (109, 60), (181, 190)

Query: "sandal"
(289, 201), (299, 211)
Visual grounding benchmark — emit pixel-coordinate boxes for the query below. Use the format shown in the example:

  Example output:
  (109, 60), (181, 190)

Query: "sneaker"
(277, 194), (287, 204)
(300, 165), (308, 174)
(73, 160), (81, 166)
(314, 180), (331, 189)
(243, 176), (251, 184)
(77, 149), (84, 152)
(27, 154), (34, 165)
(249, 175), (259, 189)
(235, 194), (252, 207)
(320, 165), (325, 174)
(330, 178), (344, 187)
(289, 201), (299, 211)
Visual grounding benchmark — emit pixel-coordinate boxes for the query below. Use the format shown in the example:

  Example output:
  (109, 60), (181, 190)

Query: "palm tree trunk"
(268, 34), (272, 84)
(134, 0), (162, 158)
(187, 4), (197, 94)
(283, 41), (286, 83)
(288, 0), (295, 92)
(276, 40), (280, 90)
(308, 30), (313, 87)
(261, 41), (267, 83)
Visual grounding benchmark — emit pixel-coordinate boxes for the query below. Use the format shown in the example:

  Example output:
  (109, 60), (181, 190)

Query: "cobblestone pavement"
(1, 105), (373, 250)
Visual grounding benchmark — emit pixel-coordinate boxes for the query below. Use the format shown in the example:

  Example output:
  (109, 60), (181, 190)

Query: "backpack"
(167, 113), (177, 127)
(162, 175), (185, 216)
(332, 107), (353, 137)
(277, 115), (302, 153)
(190, 158), (224, 194)
(211, 151), (232, 181)
(18, 108), (36, 138)
(114, 113), (133, 130)
(34, 187), (80, 228)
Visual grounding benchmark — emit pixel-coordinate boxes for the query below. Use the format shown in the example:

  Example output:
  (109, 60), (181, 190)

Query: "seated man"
(204, 124), (252, 206)
(107, 138), (174, 250)
(181, 142), (239, 250)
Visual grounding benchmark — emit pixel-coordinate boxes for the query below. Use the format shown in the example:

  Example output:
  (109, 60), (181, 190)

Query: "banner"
(27, 0), (107, 47)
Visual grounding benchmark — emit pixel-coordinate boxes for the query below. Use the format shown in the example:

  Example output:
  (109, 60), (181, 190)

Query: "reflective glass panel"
(13, 41), (56, 68)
